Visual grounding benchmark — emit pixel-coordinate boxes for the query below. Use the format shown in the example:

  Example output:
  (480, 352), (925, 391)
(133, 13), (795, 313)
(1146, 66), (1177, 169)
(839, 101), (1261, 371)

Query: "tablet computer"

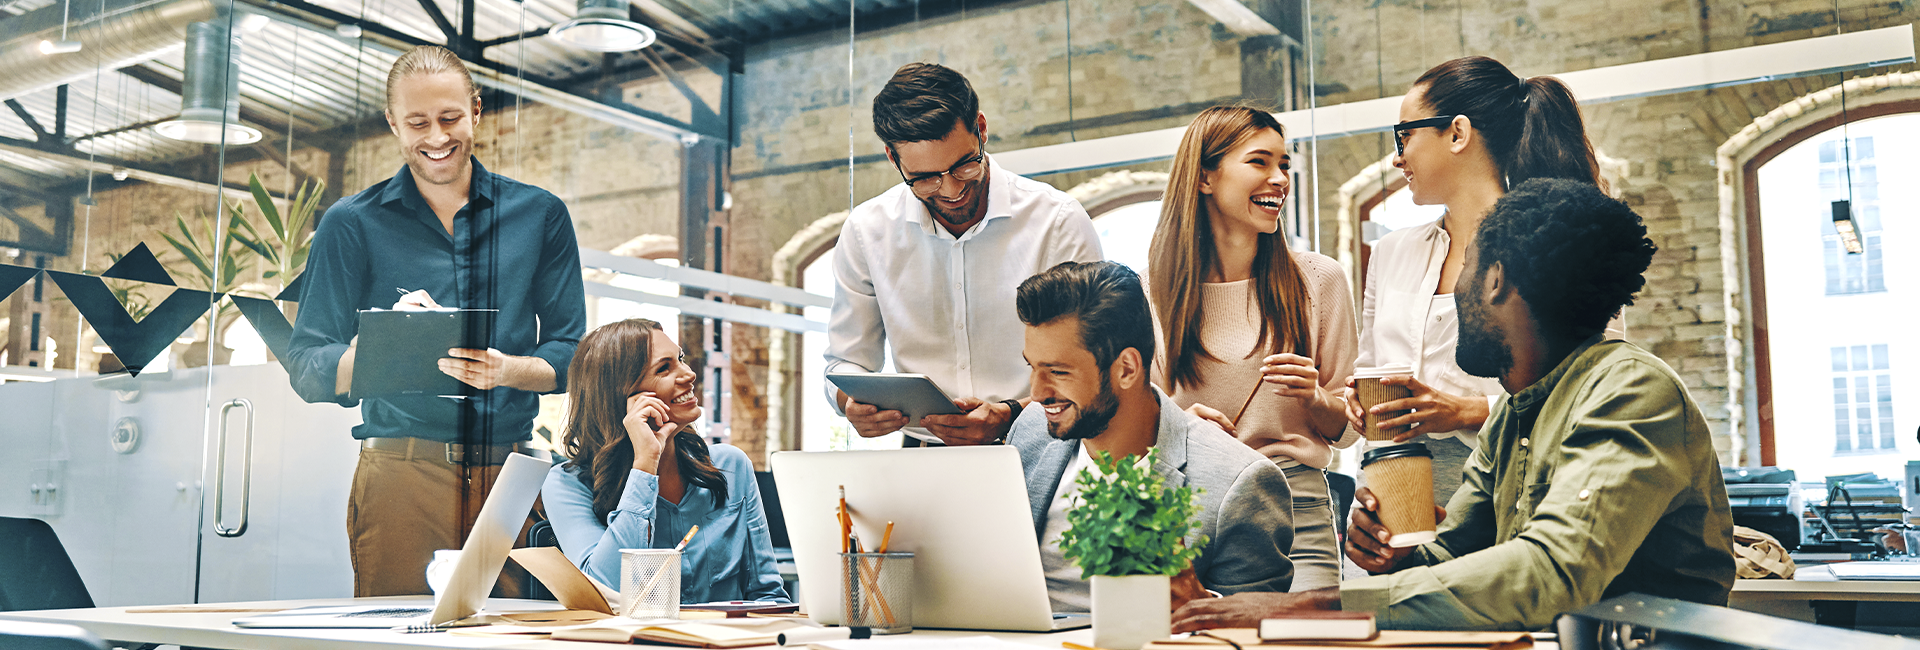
(827, 372), (966, 428)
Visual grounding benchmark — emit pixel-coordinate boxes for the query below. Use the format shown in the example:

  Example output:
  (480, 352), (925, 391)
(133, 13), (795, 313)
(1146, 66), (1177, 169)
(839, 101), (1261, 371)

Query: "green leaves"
(1056, 448), (1208, 579)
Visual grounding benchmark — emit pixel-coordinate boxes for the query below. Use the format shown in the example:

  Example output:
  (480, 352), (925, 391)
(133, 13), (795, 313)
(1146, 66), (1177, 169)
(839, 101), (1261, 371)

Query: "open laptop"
(770, 446), (1089, 632)
(232, 451), (549, 630)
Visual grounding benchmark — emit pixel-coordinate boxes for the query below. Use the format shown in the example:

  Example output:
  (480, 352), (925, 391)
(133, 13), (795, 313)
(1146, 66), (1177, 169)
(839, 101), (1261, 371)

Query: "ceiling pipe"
(0, 0), (216, 102)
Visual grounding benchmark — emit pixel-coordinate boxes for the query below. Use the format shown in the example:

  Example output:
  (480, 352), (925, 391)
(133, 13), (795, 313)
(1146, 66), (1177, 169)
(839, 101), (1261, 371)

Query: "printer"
(1724, 466), (1803, 550)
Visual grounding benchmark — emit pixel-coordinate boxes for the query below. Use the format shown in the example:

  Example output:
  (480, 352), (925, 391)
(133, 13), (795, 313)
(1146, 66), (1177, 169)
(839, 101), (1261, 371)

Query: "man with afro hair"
(1173, 178), (1735, 631)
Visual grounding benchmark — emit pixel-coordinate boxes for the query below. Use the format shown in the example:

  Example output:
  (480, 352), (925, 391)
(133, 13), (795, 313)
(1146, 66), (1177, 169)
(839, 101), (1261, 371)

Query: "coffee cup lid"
(1361, 441), (1432, 467)
(1353, 364), (1414, 379)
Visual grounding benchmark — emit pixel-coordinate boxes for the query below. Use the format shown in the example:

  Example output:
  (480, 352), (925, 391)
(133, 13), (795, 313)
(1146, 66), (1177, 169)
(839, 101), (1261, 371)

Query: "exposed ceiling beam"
(239, 0), (703, 143)
(633, 0), (711, 42)
(1183, 0), (1280, 37)
(53, 85), (67, 140)
(414, 0), (460, 44)
(4, 100), (52, 143)
(0, 135), (293, 201)
(479, 26), (549, 49)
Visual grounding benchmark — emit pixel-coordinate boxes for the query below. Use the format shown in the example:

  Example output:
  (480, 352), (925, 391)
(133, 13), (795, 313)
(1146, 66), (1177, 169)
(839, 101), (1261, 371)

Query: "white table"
(0, 597), (1091, 650)
(1728, 565), (1920, 625)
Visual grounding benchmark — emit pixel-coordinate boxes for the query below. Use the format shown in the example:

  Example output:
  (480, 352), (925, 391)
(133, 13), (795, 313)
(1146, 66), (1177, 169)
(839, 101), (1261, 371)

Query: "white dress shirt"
(825, 155), (1104, 415)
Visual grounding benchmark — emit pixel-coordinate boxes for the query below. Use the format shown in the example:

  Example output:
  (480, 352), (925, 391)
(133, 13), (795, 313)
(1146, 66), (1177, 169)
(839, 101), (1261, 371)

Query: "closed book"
(1260, 612), (1377, 641)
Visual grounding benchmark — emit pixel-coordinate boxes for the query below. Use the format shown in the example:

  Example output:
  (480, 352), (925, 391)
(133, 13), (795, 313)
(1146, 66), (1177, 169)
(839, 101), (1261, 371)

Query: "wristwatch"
(997, 399), (1024, 444)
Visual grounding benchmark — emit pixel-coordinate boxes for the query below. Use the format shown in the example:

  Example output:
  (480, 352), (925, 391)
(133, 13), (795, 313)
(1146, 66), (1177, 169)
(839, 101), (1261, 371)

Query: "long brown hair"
(1149, 105), (1314, 390)
(562, 319), (728, 526)
(1414, 56), (1599, 188)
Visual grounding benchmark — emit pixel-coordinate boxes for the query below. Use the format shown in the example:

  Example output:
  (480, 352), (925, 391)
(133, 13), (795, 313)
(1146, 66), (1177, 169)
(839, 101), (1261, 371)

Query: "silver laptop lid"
(428, 451), (549, 625)
(770, 446), (1055, 632)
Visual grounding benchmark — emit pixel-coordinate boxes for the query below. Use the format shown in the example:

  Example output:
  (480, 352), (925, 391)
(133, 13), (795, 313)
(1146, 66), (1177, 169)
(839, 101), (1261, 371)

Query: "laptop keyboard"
(338, 608), (431, 618)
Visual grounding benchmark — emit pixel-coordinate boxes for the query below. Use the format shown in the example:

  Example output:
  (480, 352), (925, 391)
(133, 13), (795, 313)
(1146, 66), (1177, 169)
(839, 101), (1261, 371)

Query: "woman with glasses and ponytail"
(544, 319), (790, 603)
(1348, 56), (1612, 501)
(1149, 105), (1361, 592)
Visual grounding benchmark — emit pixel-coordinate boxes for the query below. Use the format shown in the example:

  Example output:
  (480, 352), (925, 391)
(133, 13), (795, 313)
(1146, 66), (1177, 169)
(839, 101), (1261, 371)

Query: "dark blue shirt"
(286, 159), (586, 443)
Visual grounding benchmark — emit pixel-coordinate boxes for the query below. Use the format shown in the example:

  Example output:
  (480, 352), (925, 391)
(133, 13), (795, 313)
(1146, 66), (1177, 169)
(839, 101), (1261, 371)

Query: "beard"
(1048, 372), (1121, 441)
(918, 174), (988, 227)
(401, 142), (469, 187)
(1455, 291), (1514, 379)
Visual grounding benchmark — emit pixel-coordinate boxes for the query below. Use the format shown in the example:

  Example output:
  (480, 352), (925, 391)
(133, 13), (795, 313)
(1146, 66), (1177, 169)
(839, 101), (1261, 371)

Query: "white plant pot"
(1090, 574), (1171, 650)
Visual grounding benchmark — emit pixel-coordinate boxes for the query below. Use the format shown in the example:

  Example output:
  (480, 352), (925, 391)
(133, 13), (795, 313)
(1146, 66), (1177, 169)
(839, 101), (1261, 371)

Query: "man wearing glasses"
(825, 62), (1103, 446)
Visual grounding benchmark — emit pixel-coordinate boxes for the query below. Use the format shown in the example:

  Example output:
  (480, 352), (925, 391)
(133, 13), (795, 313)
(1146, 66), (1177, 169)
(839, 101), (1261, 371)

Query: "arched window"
(1745, 110), (1915, 480)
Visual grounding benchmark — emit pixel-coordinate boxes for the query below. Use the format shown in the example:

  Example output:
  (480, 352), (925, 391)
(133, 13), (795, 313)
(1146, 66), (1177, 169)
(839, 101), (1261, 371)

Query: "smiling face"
(1024, 317), (1123, 441)
(630, 329), (702, 426)
(386, 72), (480, 189)
(889, 117), (991, 230)
(1199, 127), (1290, 240)
(1393, 84), (1455, 206)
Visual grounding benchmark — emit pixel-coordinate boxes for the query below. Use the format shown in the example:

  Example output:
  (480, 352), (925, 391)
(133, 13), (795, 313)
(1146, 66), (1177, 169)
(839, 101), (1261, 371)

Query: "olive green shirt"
(1341, 337), (1735, 630)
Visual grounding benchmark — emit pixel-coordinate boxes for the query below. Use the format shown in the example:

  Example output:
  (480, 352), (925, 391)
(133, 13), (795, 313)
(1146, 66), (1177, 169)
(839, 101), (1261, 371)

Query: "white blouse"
(1358, 218), (1625, 449)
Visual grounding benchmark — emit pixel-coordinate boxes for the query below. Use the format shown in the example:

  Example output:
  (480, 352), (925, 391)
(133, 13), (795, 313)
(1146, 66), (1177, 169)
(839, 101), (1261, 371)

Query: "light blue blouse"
(542, 443), (790, 603)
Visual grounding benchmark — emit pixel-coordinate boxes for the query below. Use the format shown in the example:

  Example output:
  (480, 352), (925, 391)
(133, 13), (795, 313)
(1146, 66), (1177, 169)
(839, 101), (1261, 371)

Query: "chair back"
(0, 518), (93, 612)
(523, 519), (558, 601)
(1326, 471), (1357, 538)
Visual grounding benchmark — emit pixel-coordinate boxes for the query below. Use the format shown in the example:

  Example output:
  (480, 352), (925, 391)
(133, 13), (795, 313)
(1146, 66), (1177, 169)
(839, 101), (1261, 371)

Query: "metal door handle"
(214, 398), (255, 538)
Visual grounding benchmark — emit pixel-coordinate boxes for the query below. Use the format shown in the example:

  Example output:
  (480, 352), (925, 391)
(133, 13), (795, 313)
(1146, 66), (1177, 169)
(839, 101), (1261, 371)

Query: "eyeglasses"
(1392, 115), (1459, 157)
(898, 148), (987, 197)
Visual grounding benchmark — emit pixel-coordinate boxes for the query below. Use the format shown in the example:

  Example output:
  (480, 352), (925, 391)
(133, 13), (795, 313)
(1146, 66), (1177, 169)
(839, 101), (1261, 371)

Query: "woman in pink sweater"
(1148, 105), (1360, 591)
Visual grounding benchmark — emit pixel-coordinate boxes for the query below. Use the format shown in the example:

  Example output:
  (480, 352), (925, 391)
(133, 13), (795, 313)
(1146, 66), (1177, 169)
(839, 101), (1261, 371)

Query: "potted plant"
(1057, 448), (1206, 650)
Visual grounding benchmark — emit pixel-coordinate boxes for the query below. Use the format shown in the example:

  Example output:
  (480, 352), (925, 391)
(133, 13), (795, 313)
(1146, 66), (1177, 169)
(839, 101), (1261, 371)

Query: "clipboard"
(350, 309), (497, 399)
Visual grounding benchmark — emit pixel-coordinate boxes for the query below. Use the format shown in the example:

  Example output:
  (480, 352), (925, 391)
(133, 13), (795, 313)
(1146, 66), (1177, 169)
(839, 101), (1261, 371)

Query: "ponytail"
(1414, 56), (1598, 188)
(1510, 77), (1599, 187)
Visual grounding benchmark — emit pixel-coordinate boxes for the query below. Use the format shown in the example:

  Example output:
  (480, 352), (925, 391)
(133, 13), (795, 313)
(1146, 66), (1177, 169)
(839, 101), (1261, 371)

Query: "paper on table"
(508, 546), (622, 614)
(809, 635), (1035, 650)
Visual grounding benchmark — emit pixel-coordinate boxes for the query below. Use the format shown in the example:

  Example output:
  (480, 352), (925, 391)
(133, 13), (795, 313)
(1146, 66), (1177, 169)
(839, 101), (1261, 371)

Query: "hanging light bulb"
(549, 0), (656, 52)
(154, 21), (262, 145)
(38, 0), (82, 54)
(1831, 200), (1863, 255)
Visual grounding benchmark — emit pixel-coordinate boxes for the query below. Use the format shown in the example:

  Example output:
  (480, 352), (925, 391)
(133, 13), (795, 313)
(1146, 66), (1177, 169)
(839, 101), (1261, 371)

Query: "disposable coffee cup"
(1361, 442), (1437, 548)
(1353, 364), (1414, 441)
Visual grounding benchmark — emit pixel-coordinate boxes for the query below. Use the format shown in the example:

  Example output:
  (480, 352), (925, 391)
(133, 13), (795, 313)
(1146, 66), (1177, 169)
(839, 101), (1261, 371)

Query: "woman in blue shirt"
(544, 318), (790, 603)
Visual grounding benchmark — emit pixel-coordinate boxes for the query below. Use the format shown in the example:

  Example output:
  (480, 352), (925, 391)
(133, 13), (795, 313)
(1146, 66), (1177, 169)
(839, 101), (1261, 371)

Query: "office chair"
(1325, 471), (1356, 539)
(523, 519), (558, 601)
(0, 517), (94, 612)
(0, 621), (110, 650)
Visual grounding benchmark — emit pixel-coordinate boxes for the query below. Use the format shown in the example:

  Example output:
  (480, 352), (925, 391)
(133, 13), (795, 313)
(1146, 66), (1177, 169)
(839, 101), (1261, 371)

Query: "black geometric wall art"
(275, 272), (305, 302)
(45, 270), (220, 376)
(231, 296), (294, 366)
(0, 263), (37, 303)
(99, 242), (176, 286)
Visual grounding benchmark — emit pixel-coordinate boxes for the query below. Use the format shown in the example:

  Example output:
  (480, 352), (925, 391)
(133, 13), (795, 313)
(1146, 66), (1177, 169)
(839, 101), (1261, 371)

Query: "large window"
(1830, 344), (1898, 455)
(1754, 114), (1914, 481)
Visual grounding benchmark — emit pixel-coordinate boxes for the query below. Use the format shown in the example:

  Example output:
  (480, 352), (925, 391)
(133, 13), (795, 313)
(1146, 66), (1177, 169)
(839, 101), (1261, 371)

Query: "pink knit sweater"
(1154, 251), (1360, 469)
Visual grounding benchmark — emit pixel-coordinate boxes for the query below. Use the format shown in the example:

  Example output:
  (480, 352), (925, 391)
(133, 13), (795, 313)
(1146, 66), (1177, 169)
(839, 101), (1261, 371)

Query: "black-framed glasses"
(898, 148), (987, 197)
(1392, 114), (1459, 157)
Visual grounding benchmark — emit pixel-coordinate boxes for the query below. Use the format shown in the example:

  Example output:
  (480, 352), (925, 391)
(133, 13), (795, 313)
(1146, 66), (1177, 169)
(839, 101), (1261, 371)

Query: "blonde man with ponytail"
(1148, 105), (1361, 592)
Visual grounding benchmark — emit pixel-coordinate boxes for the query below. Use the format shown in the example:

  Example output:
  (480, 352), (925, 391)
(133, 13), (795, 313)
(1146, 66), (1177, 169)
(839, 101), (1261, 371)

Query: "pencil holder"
(841, 552), (914, 634)
(620, 548), (681, 620)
